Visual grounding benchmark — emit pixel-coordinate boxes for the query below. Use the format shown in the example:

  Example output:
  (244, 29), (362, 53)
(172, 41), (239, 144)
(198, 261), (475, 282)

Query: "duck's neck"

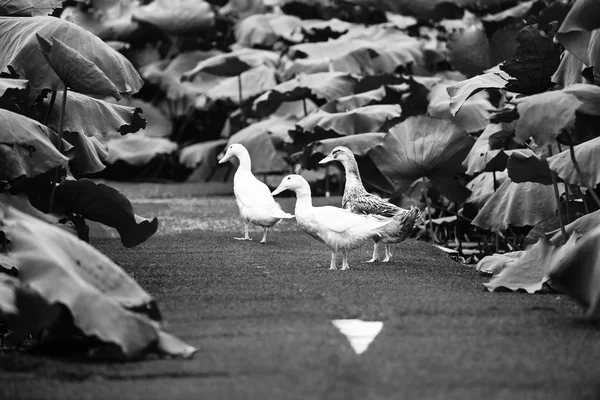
(293, 185), (313, 212)
(235, 150), (252, 171)
(340, 158), (367, 195)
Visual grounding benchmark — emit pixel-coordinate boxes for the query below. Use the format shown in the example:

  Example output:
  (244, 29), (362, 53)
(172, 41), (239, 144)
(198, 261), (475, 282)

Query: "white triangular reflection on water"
(332, 319), (383, 355)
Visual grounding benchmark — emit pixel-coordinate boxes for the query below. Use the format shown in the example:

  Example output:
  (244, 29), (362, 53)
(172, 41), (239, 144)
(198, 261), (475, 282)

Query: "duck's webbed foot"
(260, 228), (268, 244)
(341, 250), (350, 270)
(382, 245), (392, 263)
(366, 242), (379, 263)
(234, 224), (252, 241)
(329, 251), (337, 270)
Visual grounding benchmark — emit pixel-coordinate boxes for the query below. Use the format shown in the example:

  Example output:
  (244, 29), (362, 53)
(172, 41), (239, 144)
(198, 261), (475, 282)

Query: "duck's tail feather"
(271, 209), (295, 219)
(394, 206), (421, 224)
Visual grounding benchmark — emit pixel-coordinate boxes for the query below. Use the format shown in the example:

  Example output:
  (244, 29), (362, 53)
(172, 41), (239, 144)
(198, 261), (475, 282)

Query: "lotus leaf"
(235, 13), (303, 47)
(331, 84), (409, 112)
(483, 234), (579, 293)
(194, 65), (278, 109)
(179, 139), (228, 182)
(551, 51), (588, 87)
(555, 0), (600, 67)
(499, 25), (561, 94)
(447, 72), (509, 116)
(507, 151), (553, 185)
(428, 81), (493, 133)
(513, 90), (582, 146)
(1, 205), (195, 358)
(253, 72), (359, 117)
(547, 135), (600, 187)
(472, 178), (560, 231)
(0, 0), (61, 16)
(466, 170), (508, 206)
(447, 25), (493, 76)
(105, 134), (178, 166)
(41, 91), (146, 139)
(182, 48), (279, 80)
(476, 250), (524, 275)
(63, 131), (108, 176)
(132, 0), (215, 35)
(0, 109), (69, 181)
(368, 115), (474, 202)
(548, 208), (600, 245)
(548, 225), (600, 319)
(293, 104), (402, 144)
(0, 16), (143, 101)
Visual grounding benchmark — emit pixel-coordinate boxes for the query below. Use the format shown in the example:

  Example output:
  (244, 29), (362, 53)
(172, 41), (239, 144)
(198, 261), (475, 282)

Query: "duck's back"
(234, 170), (286, 226)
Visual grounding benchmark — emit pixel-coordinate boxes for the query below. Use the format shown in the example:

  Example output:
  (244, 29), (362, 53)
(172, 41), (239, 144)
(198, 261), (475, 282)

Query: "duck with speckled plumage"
(219, 143), (294, 243)
(319, 146), (421, 263)
(272, 174), (393, 270)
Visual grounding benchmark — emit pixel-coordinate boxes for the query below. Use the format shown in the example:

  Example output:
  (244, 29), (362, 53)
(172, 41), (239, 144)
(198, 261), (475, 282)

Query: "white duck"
(271, 174), (392, 270)
(219, 143), (294, 243)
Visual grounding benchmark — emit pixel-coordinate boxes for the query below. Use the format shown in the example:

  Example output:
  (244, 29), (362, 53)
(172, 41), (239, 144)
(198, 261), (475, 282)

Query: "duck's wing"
(235, 174), (294, 218)
(312, 206), (391, 233)
(345, 193), (403, 218)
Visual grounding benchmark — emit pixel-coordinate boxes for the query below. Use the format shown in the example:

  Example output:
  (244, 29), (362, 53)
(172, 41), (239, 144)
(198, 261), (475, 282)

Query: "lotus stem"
(421, 178), (435, 243)
(302, 97), (308, 117)
(47, 84), (67, 214)
(43, 89), (56, 125)
(547, 144), (567, 244)
(569, 143), (600, 208)
(557, 143), (571, 222)
(492, 171), (499, 252)
(237, 74), (244, 124)
(576, 185), (590, 214)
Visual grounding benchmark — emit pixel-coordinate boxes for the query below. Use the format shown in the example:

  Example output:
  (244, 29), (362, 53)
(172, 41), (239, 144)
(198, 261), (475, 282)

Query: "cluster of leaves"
(0, 1), (194, 360)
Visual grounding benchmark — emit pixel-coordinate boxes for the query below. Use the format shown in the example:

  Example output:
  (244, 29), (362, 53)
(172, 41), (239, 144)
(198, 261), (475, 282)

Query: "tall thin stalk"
(43, 90), (57, 125)
(47, 84), (67, 213)
(557, 143), (571, 222)
(548, 144), (567, 243)
(569, 143), (600, 208)
(302, 97), (308, 117)
(421, 178), (435, 243)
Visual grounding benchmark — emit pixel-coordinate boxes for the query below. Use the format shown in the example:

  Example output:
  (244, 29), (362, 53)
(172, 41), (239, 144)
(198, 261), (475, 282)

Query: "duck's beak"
(271, 183), (287, 196)
(319, 153), (334, 165)
(218, 150), (231, 164)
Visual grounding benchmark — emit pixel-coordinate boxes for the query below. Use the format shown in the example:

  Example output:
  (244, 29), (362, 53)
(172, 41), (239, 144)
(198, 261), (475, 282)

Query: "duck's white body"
(219, 144), (293, 243)
(272, 175), (392, 270)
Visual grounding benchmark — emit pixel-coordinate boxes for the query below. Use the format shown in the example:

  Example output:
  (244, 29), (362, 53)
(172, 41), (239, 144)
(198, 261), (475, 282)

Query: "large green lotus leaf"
(225, 119), (290, 174)
(63, 131), (108, 176)
(41, 91), (146, 139)
(547, 208), (600, 245)
(428, 81), (493, 134)
(252, 72), (359, 117)
(293, 104), (402, 143)
(483, 233), (578, 293)
(0, 16), (143, 101)
(466, 170), (508, 206)
(1, 204), (195, 358)
(562, 83), (600, 116)
(463, 124), (505, 175)
(179, 138), (228, 182)
(0, 109), (69, 181)
(305, 132), (386, 161)
(0, 77), (30, 113)
(368, 115), (474, 202)
(220, 0), (266, 18)
(476, 250), (524, 275)
(513, 91), (582, 147)
(551, 51), (588, 87)
(555, 0), (600, 66)
(61, 2), (142, 43)
(472, 178), (560, 231)
(0, 0), (61, 16)
(447, 72), (509, 116)
(548, 225), (600, 319)
(181, 48), (279, 80)
(0, 78), (28, 97)
(194, 65), (278, 109)
(36, 34), (121, 100)
(500, 25), (561, 94)
(235, 13), (303, 47)
(447, 25), (493, 77)
(286, 29), (423, 75)
(132, 0), (215, 35)
(105, 134), (178, 166)
(331, 84), (409, 112)
(547, 135), (600, 187)
(507, 151), (553, 185)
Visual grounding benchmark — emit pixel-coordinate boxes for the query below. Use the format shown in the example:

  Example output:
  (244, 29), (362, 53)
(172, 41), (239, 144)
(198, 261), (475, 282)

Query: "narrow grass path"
(1, 197), (600, 400)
